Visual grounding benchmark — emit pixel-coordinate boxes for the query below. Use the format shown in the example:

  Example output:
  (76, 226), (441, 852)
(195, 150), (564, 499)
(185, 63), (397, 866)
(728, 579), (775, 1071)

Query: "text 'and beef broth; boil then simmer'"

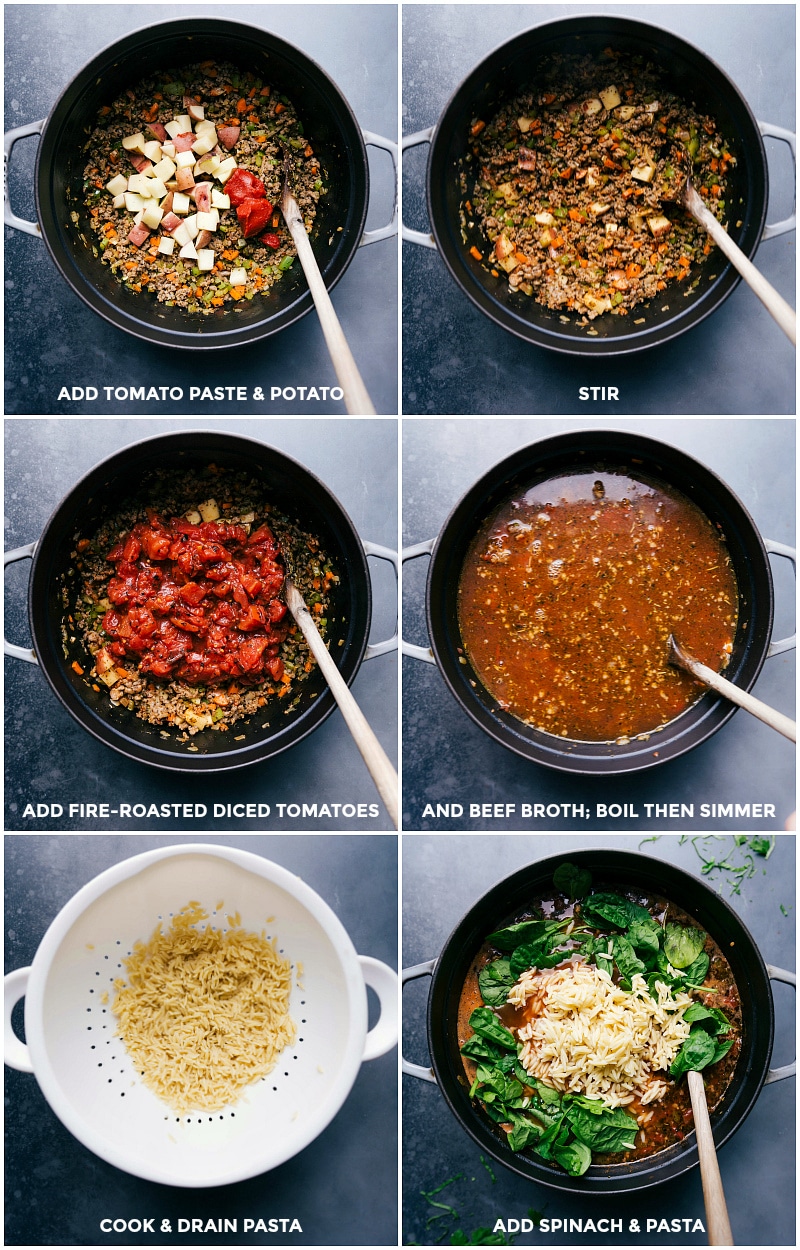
(457, 469), (738, 742)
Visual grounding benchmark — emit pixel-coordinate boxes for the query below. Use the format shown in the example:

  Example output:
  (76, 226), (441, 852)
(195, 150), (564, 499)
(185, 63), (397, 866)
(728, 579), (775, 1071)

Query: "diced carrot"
(568, 208), (582, 221)
(125, 260), (138, 269)
(100, 105), (111, 116)
(626, 263), (642, 278)
(229, 287), (244, 300)
(678, 255), (690, 267)
(304, 143), (313, 158)
(211, 297), (224, 306)
(553, 129), (564, 141)
(236, 97), (247, 114)
(470, 120), (486, 137)
(469, 245), (482, 260)
(580, 257), (588, 268)
(260, 85), (271, 96)
(254, 134), (266, 142)
(711, 184), (721, 198)
(72, 661), (84, 675)
(247, 113), (260, 124)
(542, 93), (556, 104)
(274, 102), (286, 114)
(222, 249), (239, 262)
(248, 86), (258, 98)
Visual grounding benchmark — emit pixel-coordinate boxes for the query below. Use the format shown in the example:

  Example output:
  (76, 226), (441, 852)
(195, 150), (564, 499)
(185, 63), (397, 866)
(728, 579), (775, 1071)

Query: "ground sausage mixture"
(79, 61), (325, 311)
(68, 467), (337, 741)
(464, 49), (735, 322)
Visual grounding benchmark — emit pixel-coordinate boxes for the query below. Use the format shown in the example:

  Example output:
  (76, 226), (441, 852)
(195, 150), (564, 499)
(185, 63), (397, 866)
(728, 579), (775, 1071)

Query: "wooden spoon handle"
(285, 580), (398, 828)
(282, 198), (376, 415)
(687, 1070), (734, 1246)
(685, 184), (796, 345)
(678, 650), (796, 742)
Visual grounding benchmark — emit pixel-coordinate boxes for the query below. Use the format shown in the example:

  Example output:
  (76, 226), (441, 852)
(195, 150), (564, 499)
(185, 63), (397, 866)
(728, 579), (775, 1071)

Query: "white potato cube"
(124, 192), (147, 212)
(197, 249), (216, 271)
(171, 222), (191, 247)
(146, 177), (167, 200)
(172, 192), (192, 215)
(615, 105), (637, 121)
(128, 173), (154, 197)
(216, 157), (237, 184)
(183, 213), (199, 239)
(165, 120), (183, 139)
(589, 201), (612, 216)
(174, 114), (193, 133)
(196, 210), (219, 231)
(198, 499), (220, 521)
(229, 267), (247, 287)
(599, 86), (622, 111)
(141, 202), (164, 230)
(194, 155), (216, 175)
(112, 193), (126, 209)
(143, 141), (162, 162)
(152, 156), (176, 181)
(122, 132), (146, 153)
(158, 236), (175, 255)
(631, 160), (656, 184)
(534, 211), (555, 226)
(106, 174), (129, 196)
(211, 190), (230, 210)
(175, 150), (197, 170)
(581, 98), (603, 116)
(161, 142), (176, 158)
(195, 118), (217, 137)
(192, 134), (217, 156)
(179, 241), (198, 260)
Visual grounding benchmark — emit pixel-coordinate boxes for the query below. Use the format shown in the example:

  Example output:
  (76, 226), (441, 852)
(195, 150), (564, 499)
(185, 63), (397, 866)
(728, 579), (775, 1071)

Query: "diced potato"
(171, 222), (191, 247)
(179, 241), (198, 260)
(123, 192), (147, 212)
(581, 98), (603, 116)
(161, 142), (177, 158)
(496, 182), (518, 203)
(183, 213), (199, 240)
(196, 249), (216, 271)
(497, 256), (519, 273)
(585, 166), (600, 188)
(184, 709), (213, 730)
(631, 160), (656, 184)
(605, 222), (619, 234)
(165, 120), (184, 139)
(106, 173), (128, 197)
(599, 86), (622, 110)
(534, 211), (555, 226)
(127, 173), (154, 197)
(198, 498), (220, 521)
(615, 105), (636, 121)
(151, 156), (176, 181)
(146, 177), (167, 200)
(194, 155), (216, 175)
(494, 233), (515, 260)
(517, 117), (533, 133)
(184, 510), (201, 524)
(647, 214), (672, 238)
(174, 114), (193, 133)
(628, 212), (646, 232)
(158, 236), (175, 256)
(143, 140), (162, 162)
(112, 193), (126, 209)
(172, 192), (192, 215)
(187, 103), (205, 123)
(538, 228), (553, 247)
(216, 157), (237, 183)
(589, 202), (612, 216)
(229, 267), (247, 286)
(192, 133), (217, 156)
(196, 210), (218, 232)
(211, 190), (230, 210)
(121, 132), (146, 153)
(140, 202), (164, 230)
(584, 292), (612, 315)
(175, 150), (197, 170)
(195, 119), (217, 137)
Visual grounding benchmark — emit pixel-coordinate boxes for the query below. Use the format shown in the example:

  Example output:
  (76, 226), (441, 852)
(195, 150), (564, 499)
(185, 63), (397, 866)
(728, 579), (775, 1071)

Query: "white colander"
(4, 843), (397, 1187)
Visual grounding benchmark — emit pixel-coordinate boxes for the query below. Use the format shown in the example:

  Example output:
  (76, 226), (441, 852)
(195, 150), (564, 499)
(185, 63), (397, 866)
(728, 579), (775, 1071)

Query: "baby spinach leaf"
(485, 919), (561, 951)
(509, 935), (567, 977)
(669, 1027), (717, 1077)
(681, 950), (710, 988)
(593, 937), (615, 978)
(567, 1103), (638, 1153)
(552, 1138), (592, 1176)
(627, 916), (661, 956)
(507, 1112), (544, 1152)
(460, 1035), (508, 1063)
(478, 958), (516, 1006)
(533, 1079), (563, 1106)
(582, 893), (635, 930)
(553, 862), (593, 900)
(664, 922), (706, 970)
(473, 1063), (524, 1106)
(612, 934), (647, 984)
(712, 1037), (735, 1064)
(534, 1114), (570, 1161)
(683, 1004), (731, 1035)
(468, 1007), (517, 1051)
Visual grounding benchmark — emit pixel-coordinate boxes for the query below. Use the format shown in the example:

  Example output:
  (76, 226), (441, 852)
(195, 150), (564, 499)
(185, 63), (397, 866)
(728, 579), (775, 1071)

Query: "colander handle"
(363, 543), (399, 660)
(401, 959), (437, 1082)
(766, 540), (796, 656)
(4, 118), (44, 236)
(764, 965), (796, 1083)
(359, 956), (398, 1061)
(4, 542), (37, 663)
(4, 967), (33, 1073)
(401, 539), (436, 663)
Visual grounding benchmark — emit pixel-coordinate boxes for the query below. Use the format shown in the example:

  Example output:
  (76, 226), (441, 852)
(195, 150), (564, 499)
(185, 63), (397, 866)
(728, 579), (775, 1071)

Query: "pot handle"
(4, 119), (44, 237)
(4, 542), (37, 663)
(402, 958), (437, 1082)
(764, 964), (796, 1083)
(401, 538), (436, 663)
(401, 128), (437, 249)
(4, 968), (34, 1074)
(359, 131), (398, 246)
(765, 539), (796, 656)
(359, 956), (399, 1061)
(363, 542), (399, 660)
(759, 123), (796, 240)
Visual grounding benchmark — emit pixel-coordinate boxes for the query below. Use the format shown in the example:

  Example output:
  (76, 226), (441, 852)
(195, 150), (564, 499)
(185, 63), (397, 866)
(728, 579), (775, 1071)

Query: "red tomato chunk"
(103, 514), (289, 685)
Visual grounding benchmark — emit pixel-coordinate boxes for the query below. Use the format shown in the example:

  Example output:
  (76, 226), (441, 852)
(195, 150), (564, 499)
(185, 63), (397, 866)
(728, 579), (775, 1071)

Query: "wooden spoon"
(687, 1070), (734, 1246)
(680, 178), (795, 344)
(280, 152), (376, 414)
(668, 635), (796, 742)
(284, 577), (398, 828)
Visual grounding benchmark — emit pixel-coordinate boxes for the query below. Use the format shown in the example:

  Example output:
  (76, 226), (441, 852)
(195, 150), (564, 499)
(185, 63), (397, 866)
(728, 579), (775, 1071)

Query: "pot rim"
(424, 428), (776, 775)
(32, 16), (370, 349)
(425, 847), (778, 1193)
(22, 842), (368, 1187)
(423, 13), (769, 356)
(25, 428), (373, 772)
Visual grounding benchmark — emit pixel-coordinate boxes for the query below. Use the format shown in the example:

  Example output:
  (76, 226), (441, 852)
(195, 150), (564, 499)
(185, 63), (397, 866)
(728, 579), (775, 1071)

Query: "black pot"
(403, 848), (795, 1194)
(403, 15), (793, 356)
(404, 429), (794, 775)
(5, 18), (392, 349)
(5, 430), (393, 772)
